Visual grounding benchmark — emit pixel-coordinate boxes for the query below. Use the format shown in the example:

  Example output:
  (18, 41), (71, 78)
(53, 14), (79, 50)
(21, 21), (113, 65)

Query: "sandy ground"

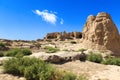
(53, 60), (120, 80)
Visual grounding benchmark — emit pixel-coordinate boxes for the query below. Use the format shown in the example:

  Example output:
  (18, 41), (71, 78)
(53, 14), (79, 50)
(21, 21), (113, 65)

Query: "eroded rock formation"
(29, 52), (86, 63)
(81, 12), (120, 55)
(44, 31), (82, 41)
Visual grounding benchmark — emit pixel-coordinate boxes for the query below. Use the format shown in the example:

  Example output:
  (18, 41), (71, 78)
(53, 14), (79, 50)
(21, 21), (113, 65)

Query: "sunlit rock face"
(81, 12), (120, 55)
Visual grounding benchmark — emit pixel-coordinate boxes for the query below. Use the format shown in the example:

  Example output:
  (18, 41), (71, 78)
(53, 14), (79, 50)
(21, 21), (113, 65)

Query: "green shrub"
(70, 41), (77, 44)
(24, 60), (55, 80)
(77, 75), (88, 80)
(61, 72), (76, 80)
(21, 48), (32, 55)
(0, 52), (4, 57)
(54, 71), (77, 80)
(4, 57), (36, 75)
(102, 57), (120, 66)
(63, 49), (69, 51)
(5, 48), (32, 57)
(78, 49), (87, 52)
(24, 65), (39, 80)
(3, 57), (55, 79)
(44, 46), (60, 53)
(3, 57), (81, 80)
(3, 58), (21, 75)
(0, 42), (8, 51)
(5, 48), (20, 57)
(56, 71), (88, 80)
(0, 42), (5, 47)
(87, 52), (103, 63)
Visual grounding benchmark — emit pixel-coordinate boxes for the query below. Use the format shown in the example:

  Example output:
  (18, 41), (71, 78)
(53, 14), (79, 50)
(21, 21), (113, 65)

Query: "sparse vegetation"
(0, 42), (9, 51)
(46, 39), (52, 42)
(5, 48), (32, 57)
(44, 46), (60, 53)
(102, 56), (120, 66)
(3, 57), (55, 80)
(4, 42), (11, 46)
(77, 75), (88, 80)
(70, 41), (77, 44)
(87, 52), (103, 63)
(78, 48), (87, 52)
(58, 71), (77, 80)
(63, 49), (69, 51)
(34, 43), (41, 49)
(0, 42), (5, 47)
(3, 57), (85, 80)
(55, 71), (87, 80)
(0, 52), (4, 57)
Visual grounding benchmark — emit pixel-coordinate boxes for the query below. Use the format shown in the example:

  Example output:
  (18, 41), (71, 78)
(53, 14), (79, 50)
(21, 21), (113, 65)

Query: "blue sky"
(0, 0), (120, 40)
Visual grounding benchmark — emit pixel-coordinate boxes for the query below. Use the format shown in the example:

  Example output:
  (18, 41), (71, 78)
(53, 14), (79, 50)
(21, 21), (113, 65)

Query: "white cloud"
(60, 18), (64, 25)
(34, 10), (57, 24)
(34, 9), (64, 25)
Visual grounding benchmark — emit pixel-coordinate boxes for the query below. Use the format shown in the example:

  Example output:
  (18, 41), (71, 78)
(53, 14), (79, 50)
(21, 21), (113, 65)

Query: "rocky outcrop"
(44, 31), (82, 41)
(44, 32), (62, 40)
(81, 12), (120, 55)
(29, 52), (86, 63)
(44, 55), (65, 63)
